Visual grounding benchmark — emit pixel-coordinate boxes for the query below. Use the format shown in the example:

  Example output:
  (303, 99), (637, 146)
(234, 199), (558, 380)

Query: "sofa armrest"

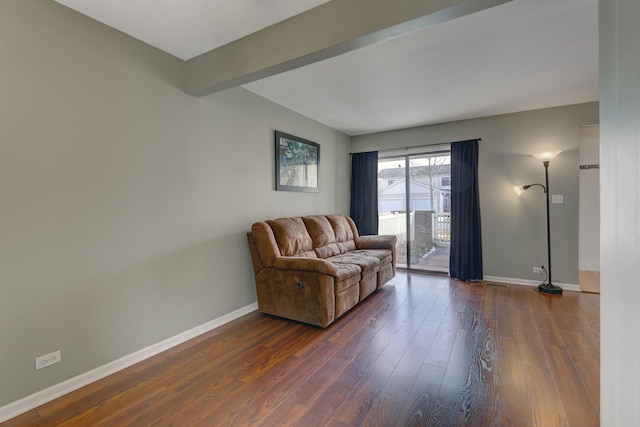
(272, 257), (339, 276)
(355, 235), (397, 251)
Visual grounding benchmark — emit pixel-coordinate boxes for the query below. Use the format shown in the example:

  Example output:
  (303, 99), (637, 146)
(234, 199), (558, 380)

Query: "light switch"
(551, 194), (564, 204)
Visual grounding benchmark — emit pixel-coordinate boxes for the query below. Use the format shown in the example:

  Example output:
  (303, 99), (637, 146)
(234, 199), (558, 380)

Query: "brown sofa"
(247, 214), (396, 327)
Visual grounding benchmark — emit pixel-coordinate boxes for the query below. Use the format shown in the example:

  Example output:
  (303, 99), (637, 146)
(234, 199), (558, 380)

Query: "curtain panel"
(449, 139), (483, 281)
(350, 151), (379, 235)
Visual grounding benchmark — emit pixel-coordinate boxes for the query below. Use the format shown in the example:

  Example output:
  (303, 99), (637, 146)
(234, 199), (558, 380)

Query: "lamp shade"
(513, 185), (526, 197)
(532, 150), (562, 163)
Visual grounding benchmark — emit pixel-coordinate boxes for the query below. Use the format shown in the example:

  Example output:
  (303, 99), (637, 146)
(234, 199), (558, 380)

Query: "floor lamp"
(513, 150), (563, 295)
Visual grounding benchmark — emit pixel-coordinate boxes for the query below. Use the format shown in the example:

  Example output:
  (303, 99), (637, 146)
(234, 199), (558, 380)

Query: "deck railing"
(434, 212), (450, 244)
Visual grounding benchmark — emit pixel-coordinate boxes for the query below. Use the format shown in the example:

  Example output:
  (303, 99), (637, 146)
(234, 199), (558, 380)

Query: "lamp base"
(538, 283), (563, 295)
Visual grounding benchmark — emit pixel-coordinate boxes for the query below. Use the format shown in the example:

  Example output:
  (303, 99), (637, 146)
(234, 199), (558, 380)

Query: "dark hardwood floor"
(3, 272), (600, 426)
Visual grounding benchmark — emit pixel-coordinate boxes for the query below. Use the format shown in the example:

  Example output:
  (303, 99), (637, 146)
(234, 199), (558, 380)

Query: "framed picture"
(275, 131), (320, 192)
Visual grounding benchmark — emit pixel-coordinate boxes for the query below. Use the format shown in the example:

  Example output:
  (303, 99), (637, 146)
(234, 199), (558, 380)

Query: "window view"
(378, 151), (451, 272)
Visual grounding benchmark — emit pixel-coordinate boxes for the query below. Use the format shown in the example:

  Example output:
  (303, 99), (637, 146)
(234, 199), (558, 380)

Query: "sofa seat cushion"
(333, 263), (362, 284)
(327, 253), (380, 273)
(351, 249), (392, 267)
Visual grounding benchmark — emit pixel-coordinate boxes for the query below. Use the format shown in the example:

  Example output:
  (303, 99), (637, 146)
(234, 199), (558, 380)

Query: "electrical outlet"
(533, 267), (545, 274)
(35, 350), (61, 370)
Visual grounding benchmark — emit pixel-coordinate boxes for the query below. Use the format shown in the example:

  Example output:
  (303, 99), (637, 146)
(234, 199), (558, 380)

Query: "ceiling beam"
(185, 0), (512, 97)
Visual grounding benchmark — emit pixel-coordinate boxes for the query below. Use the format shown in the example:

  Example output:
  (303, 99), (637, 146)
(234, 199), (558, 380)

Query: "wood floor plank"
(398, 363), (446, 427)
(360, 385), (410, 427)
(220, 340), (342, 426)
(561, 329), (600, 409)
(294, 350), (381, 426)
(546, 344), (600, 427)
(496, 335), (534, 427)
(2, 272), (599, 427)
(512, 304), (569, 426)
(333, 330), (418, 425)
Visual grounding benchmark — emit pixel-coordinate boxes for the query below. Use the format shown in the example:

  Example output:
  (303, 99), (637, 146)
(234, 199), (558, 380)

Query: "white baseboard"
(484, 275), (581, 292)
(0, 302), (259, 423)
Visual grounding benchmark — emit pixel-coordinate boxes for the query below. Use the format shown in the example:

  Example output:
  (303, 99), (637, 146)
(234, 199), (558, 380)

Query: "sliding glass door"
(377, 150), (451, 272)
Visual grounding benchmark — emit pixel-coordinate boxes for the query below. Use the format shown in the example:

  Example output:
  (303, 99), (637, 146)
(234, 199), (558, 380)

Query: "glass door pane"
(377, 157), (408, 268)
(407, 153), (450, 273)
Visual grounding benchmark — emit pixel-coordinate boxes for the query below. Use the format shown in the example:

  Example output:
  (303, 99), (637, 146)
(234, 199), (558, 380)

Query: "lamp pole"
(544, 161), (553, 285)
(513, 149), (563, 294)
(539, 160), (562, 295)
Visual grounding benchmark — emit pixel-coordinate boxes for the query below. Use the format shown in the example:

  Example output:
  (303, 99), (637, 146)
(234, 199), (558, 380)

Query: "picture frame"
(275, 131), (320, 192)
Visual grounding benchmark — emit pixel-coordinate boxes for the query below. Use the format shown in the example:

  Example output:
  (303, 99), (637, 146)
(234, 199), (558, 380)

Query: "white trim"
(484, 276), (581, 292)
(378, 142), (451, 157)
(0, 302), (258, 423)
(578, 265), (600, 272)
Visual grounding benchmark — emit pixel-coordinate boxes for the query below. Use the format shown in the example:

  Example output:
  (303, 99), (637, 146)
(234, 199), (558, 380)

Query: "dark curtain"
(449, 139), (483, 281)
(350, 151), (379, 235)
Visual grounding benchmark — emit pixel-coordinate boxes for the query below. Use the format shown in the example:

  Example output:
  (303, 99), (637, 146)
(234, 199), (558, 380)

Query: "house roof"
(379, 179), (449, 195)
(379, 164), (451, 179)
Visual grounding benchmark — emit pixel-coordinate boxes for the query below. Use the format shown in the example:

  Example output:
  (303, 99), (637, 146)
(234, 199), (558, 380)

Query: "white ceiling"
(55, 0), (598, 136)
(55, 0), (332, 60)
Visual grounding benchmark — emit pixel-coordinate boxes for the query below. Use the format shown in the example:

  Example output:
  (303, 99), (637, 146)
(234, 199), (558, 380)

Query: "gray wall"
(352, 103), (599, 285)
(600, 0), (640, 424)
(0, 0), (349, 407)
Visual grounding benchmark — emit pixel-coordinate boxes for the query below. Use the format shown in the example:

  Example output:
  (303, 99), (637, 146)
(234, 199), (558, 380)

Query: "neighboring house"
(378, 165), (451, 213)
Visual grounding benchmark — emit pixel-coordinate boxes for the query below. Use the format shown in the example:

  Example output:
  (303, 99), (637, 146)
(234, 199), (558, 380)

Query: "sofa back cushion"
(303, 215), (340, 258)
(326, 215), (357, 253)
(266, 217), (314, 257)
